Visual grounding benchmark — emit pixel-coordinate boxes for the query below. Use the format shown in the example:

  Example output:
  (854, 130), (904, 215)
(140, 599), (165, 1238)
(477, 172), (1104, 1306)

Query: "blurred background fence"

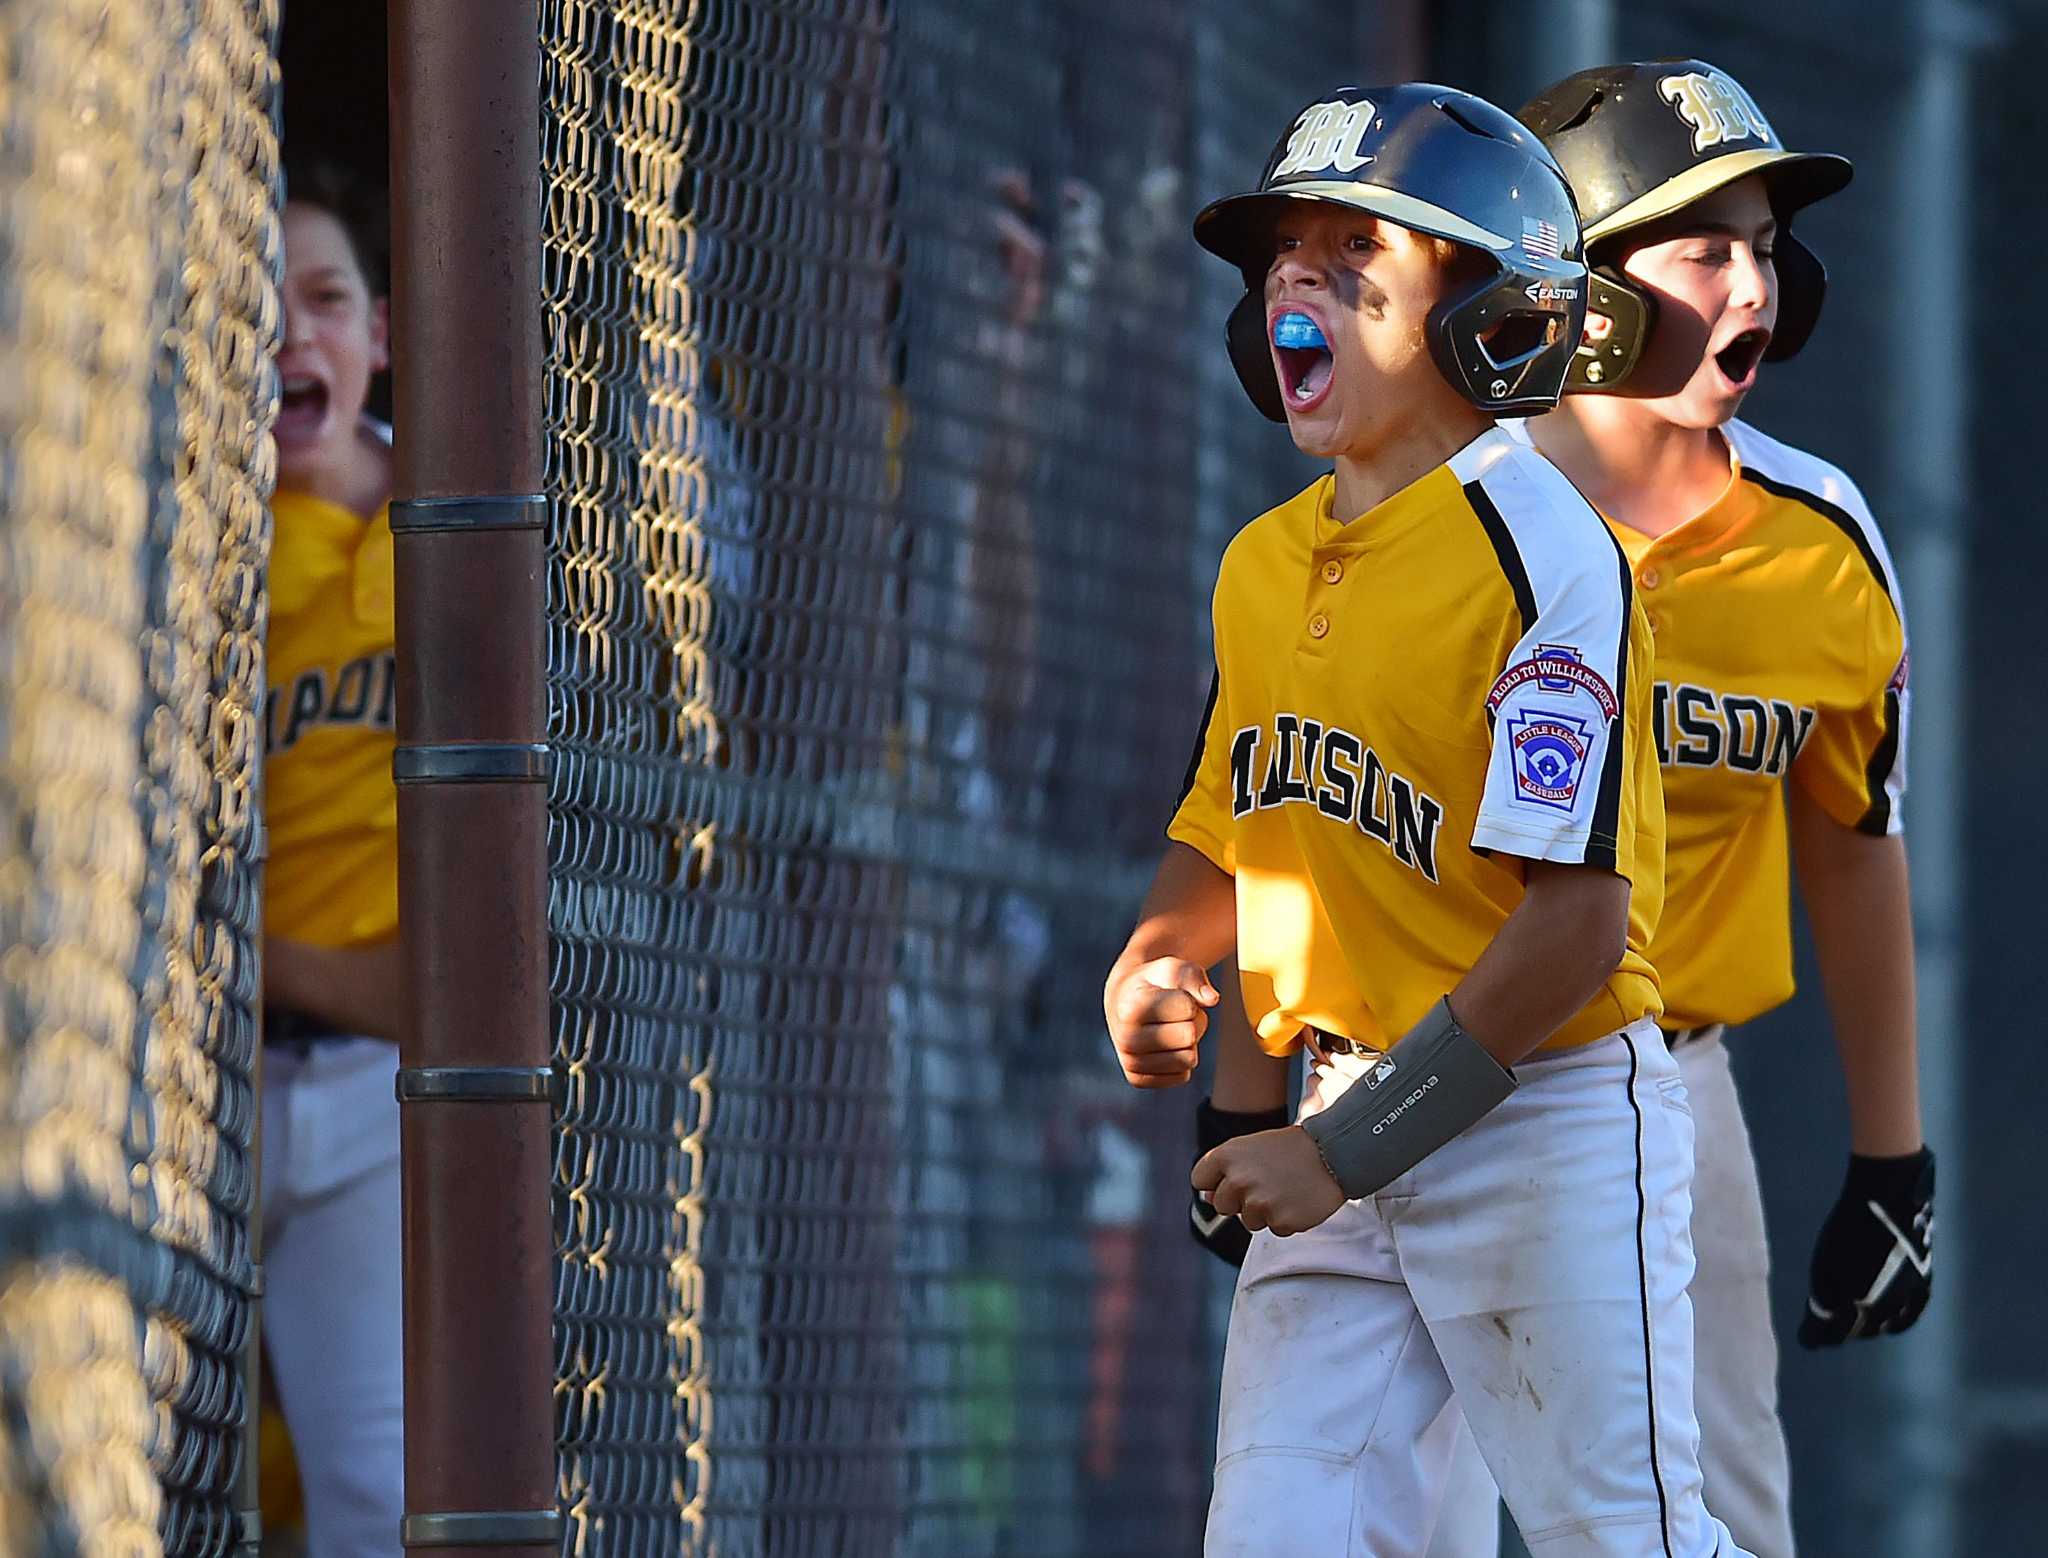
(521, 0), (2032, 1551)
(531, 4), (1371, 1553)
(0, 1), (276, 1555)
(0, 0), (2038, 1554)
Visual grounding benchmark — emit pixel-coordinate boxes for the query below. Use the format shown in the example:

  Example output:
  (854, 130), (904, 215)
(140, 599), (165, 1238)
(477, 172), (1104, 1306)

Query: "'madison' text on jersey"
(1600, 419), (1907, 1030)
(1652, 683), (1815, 775)
(267, 649), (397, 755)
(1170, 426), (1665, 1057)
(1229, 714), (1447, 880)
(265, 489), (400, 948)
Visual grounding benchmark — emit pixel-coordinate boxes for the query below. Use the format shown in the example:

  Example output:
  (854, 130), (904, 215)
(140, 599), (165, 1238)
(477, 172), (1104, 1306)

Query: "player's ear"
(369, 296), (391, 374)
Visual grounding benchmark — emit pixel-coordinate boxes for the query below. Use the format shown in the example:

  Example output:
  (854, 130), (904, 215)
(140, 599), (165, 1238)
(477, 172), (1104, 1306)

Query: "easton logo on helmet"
(1272, 99), (1378, 179)
(1659, 70), (1774, 154)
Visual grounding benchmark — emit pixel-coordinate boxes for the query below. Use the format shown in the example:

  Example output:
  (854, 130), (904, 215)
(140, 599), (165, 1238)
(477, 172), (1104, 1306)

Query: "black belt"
(265, 1009), (355, 1045)
(1305, 1026), (1360, 1057)
(1318, 1023), (1719, 1055)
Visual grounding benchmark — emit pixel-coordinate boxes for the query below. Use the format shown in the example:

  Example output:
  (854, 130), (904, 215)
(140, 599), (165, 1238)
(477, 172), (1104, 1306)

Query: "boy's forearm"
(266, 936), (405, 1043)
(1450, 862), (1629, 1066)
(1790, 789), (1922, 1156)
(1207, 956), (1290, 1113)
(1114, 842), (1237, 974)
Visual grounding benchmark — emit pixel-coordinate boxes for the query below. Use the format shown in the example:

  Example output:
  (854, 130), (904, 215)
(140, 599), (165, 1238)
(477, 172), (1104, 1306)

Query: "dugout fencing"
(535, 2), (1415, 1552)
(0, 0), (277, 1554)
(0, 2), (1405, 1555)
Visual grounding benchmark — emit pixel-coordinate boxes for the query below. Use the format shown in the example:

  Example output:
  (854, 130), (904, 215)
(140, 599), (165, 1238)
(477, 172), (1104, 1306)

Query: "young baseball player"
(261, 159), (405, 1556)
(1190, 62), (1935, 1558)
(1506, 61), (1926, 1558)
(1106, 83), (1753, 1556)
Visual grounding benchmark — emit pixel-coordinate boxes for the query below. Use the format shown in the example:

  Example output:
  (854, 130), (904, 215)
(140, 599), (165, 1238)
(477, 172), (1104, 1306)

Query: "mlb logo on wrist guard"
(1506, 709), (1592, 810)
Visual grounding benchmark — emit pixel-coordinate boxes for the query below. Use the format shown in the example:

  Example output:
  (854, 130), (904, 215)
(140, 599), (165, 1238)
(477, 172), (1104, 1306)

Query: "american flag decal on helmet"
(1521, 216), (1562, 259)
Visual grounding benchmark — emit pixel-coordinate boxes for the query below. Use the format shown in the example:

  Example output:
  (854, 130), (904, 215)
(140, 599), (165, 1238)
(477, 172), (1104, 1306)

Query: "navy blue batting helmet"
(1195, 84), (1589, 419)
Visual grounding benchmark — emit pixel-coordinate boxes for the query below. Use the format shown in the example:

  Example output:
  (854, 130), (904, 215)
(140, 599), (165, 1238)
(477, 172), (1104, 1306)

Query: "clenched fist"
(1192, 1125), (1347, 1237)
(1103, 957), (1220, 1090)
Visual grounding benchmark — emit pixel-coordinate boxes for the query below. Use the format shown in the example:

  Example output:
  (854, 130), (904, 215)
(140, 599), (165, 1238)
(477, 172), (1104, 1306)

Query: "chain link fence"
(26, 3), (2022, 1555)
(540, 2), (1366, 1553)
(0, 1), (277, 1555)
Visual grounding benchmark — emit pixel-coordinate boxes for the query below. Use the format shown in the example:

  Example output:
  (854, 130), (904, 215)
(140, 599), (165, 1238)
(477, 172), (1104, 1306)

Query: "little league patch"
(1505, 708), (1593, 811)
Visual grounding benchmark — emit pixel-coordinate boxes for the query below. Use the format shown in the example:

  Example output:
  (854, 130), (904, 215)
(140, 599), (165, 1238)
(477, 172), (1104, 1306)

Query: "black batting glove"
(1798, 1147), (1935, 1349)
(1191, 1096), (1291, 1267)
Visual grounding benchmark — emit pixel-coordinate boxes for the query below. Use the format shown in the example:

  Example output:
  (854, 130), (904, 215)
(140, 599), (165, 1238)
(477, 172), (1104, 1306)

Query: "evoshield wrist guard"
(1298, 998), (1516, 1199)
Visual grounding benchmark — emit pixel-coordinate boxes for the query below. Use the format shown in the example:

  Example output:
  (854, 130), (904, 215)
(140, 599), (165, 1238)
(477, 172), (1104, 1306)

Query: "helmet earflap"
(1427, 262), (1585, 417)
(1226, 289), (1288, 423)
(1762, 229), (1827, 361)
(1565, 267), (1657, 393)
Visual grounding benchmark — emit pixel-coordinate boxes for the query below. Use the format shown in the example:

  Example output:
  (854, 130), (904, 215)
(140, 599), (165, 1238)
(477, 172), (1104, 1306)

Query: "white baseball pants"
(1665, 1030), (1795, 1557)
(1206, 1022), (1747, 1558)
(262, 1037), (406, 1558)
(1421, 1029), (1796, 1558)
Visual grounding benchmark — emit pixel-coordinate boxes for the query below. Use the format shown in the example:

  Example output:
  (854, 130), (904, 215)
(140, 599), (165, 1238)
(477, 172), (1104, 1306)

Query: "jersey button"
(1321, 560), (1343, 584)
(1639, 566), (1662, 590)
(1307, 613), (1330, 639)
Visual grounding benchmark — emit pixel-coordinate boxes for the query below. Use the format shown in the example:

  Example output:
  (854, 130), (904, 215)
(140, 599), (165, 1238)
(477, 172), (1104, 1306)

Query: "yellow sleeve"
(1792, 588), (1908, 836)
(1165, 667), (1236, 875)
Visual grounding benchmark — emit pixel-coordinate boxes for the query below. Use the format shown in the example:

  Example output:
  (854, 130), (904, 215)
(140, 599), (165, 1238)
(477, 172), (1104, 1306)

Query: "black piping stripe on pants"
(1622, 1029), (1677, 1558)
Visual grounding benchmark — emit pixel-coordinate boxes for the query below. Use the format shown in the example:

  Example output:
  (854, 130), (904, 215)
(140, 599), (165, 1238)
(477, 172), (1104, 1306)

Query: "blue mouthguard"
(1272, 312), (1327, 350)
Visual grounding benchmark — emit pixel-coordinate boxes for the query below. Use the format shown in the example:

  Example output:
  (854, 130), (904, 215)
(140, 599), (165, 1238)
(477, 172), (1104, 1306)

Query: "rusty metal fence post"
(387, 3), (557, 1554)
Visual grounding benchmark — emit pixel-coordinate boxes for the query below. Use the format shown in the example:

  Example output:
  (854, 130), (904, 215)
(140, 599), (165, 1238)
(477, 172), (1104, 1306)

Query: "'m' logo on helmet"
(1658, 70), (1774, 154)
(1272, 99), (1377, 179)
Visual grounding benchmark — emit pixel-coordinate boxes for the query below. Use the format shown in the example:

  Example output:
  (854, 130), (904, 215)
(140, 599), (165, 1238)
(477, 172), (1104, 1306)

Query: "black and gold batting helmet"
(1519, 60), (1853, 392)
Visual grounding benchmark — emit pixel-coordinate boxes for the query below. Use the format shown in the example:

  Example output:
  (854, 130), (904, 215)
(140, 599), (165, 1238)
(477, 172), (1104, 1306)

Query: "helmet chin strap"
(1760, 230), (1827, 361)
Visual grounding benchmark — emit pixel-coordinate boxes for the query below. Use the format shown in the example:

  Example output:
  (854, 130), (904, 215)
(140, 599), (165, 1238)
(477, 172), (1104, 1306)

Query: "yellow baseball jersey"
(1576, 420), (1906, 1030)
(264, 489), (399, 948)
(1169, 427), (1664, 1058)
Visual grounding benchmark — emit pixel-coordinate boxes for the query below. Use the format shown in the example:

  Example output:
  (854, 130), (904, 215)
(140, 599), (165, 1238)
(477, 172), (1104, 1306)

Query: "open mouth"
(276, 372), (331, 445)
(1713, 328), (1770, 389)
(1272, 310), (1335, 411)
